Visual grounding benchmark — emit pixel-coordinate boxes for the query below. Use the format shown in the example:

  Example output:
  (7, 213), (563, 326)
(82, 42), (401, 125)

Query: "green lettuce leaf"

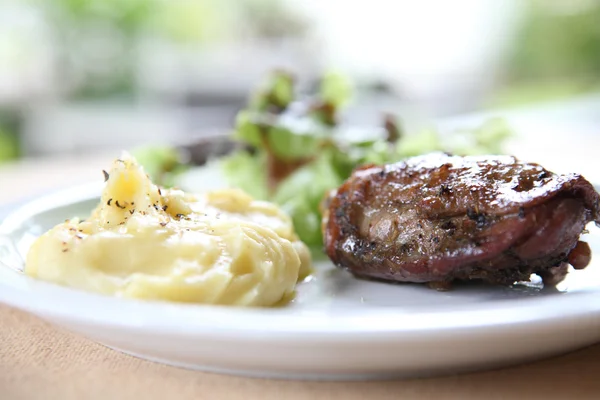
(220, 151), (269, 200)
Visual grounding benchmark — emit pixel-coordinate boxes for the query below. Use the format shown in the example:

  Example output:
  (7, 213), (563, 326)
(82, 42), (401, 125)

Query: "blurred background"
(0, 0), (599, 162)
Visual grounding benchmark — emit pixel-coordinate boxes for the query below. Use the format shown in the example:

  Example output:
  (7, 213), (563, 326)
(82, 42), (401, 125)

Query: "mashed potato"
(25, 154), (311, 307)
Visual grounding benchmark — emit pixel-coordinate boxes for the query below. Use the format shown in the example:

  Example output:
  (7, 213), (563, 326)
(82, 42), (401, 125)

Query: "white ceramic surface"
(1, 182), (600, 380)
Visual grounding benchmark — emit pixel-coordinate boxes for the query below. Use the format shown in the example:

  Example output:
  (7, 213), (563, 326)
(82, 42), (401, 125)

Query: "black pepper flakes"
(160, 222), (168, 227)
(162, 205), (168, 212)
(102, 170), (110, 182)
(158, 188), (162, 196)
(115, 200), (126, 209)
(466, 207), (476, 219)
(107, 198), (113, 206)
(467, 208), (487, 228)
(441, 220), (456, 230)
(439, 184), (452, 196)
(129, 209), (135, 215)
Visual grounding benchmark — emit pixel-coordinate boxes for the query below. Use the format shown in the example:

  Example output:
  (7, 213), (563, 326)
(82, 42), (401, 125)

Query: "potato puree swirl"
(25, 154), (311, 307)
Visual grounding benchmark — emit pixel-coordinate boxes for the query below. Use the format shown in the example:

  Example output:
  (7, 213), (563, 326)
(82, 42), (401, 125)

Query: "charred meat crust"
(323, 153), (600, 286)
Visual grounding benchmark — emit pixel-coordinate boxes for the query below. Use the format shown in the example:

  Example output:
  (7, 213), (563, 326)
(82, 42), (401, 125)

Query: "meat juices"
(322, 153), (600, 287)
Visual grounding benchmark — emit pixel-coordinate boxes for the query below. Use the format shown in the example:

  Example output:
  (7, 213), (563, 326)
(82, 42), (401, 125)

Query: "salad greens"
(219, 71), (511, 249)
(132, 145), (190, 188)
(136, 70), (512, 250)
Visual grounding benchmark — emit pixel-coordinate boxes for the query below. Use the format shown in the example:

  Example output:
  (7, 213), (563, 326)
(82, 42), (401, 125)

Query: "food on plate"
(322, 153), (600, 287)
(135, 70), (512, 250)
(25, 154), (311, 307)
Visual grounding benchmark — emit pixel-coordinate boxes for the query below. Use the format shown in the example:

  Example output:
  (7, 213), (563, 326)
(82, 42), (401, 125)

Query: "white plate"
(1, 181), (600, 380)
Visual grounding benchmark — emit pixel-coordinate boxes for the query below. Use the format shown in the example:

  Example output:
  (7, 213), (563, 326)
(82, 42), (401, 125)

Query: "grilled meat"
(322, 153), (600, 286)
